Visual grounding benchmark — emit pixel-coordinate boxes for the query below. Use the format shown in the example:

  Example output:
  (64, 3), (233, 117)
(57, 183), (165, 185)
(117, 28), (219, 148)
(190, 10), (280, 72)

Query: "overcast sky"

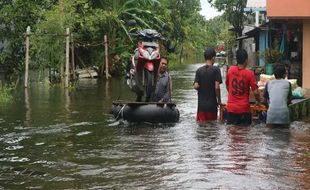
(200, 0), (223, 20)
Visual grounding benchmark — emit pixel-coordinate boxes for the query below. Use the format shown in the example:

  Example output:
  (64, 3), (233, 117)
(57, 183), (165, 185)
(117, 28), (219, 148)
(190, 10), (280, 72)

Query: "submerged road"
(0, 63), (309, 189)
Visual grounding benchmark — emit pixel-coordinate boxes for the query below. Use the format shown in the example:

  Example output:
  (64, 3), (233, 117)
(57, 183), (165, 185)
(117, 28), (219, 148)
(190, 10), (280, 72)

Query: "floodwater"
(0, 64), (309, 189)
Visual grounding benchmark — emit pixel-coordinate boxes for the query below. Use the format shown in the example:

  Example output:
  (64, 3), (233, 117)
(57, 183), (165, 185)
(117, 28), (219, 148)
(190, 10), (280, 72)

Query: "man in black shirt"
(193, 48), (222, 122)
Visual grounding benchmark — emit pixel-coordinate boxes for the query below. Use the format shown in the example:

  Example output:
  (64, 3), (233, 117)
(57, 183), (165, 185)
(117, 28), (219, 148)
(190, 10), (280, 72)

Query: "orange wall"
(303, 20), (310, 92)
(267, 0), (310, 18)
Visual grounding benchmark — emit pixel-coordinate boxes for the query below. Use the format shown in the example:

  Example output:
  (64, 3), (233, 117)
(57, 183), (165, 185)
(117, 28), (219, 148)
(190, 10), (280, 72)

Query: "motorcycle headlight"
(150, 51), (159, 60)
(140, 49), (151, 60)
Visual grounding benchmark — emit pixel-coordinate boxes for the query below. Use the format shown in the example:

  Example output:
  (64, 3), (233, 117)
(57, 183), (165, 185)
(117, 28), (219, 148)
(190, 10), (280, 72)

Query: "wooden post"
(24, 88), (31, 127)
(104, 35), (110, 79)
(24, 26), (31, 88)
(71, 33), (75, 80)
(65, 28), (70, 88)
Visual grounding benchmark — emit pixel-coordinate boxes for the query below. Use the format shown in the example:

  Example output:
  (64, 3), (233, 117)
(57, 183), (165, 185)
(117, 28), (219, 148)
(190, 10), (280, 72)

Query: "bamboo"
(24, 26), (30, 88)
(65, 28), (70, 88)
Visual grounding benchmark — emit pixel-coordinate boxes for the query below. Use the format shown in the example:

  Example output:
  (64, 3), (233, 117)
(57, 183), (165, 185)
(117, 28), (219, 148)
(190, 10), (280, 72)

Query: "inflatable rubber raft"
(110, 101), (180, 123)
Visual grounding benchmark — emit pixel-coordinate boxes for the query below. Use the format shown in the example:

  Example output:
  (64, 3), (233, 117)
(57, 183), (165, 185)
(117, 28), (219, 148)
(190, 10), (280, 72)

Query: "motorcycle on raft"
(126, 28), (168, 102)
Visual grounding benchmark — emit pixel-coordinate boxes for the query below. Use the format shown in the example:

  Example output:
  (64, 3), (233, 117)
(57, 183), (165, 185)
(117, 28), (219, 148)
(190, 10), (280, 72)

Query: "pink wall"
(303, 20), (310, 94)
(267, 0), (310, 18)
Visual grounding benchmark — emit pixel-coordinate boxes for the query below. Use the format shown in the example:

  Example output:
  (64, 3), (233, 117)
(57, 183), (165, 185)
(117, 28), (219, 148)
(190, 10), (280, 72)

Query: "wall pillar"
(303, 20), (310, 96)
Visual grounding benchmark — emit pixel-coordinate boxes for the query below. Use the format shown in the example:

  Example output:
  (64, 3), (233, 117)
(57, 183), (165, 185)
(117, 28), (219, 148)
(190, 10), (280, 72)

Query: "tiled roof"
(246, 0), (266, 8)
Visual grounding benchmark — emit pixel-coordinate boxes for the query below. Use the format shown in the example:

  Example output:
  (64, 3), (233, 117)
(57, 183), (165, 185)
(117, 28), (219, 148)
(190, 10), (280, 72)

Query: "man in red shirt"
(225, 49), (260, 125)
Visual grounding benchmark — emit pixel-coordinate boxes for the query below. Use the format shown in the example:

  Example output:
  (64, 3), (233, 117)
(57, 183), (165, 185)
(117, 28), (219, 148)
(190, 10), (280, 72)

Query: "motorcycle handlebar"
(129, 30), (166, 41)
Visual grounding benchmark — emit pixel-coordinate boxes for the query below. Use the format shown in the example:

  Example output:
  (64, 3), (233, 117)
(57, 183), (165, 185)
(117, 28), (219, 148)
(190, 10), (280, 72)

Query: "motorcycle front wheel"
(144, 70), (154, 102)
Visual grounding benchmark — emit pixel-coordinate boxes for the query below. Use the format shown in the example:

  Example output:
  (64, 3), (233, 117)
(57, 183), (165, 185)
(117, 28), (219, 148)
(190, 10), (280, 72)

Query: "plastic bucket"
(265, 63), (273, 75)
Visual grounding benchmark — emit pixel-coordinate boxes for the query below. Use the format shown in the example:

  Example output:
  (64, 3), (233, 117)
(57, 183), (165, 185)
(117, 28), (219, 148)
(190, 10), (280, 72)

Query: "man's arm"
(263, 83), (269, 104)
(193, 82), (200, 90)
(161, 75), (172, 102)
(250, 72), (260, 103)
(252, 89), (261, 103)
(215, 81), (222, 104)
(193, 69), (200, 90)
(225, 75), (229, 92)
(287, 82), (292, 105)
(214, 67), (222, 105)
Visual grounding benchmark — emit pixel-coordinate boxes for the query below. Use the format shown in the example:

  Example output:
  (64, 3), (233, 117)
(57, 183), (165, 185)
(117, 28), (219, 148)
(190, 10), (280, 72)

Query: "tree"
(0, 0), (55, 81)
(157, 0), (201, 64)
(93, 0), (163, 76)
(208, 0), (247, 47)
(0, 0), (231, 82)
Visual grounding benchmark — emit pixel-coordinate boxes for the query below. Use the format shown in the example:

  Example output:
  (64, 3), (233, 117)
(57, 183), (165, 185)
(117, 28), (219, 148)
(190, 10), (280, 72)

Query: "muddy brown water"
(0, 64), (309, 189)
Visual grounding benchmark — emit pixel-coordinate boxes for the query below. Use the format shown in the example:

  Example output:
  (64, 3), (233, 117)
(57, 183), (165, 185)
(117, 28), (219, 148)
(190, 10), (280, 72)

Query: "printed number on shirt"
(232, 78), (245, 96)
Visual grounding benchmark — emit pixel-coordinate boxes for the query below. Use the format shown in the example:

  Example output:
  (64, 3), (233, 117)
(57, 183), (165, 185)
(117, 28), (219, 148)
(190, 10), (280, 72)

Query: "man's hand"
(218, 102), (226, 108)
(193, 82), (200, 90)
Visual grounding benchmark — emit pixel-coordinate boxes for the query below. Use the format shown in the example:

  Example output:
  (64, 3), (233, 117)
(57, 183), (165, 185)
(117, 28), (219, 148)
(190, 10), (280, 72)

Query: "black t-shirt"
(194, 65), (222, 112)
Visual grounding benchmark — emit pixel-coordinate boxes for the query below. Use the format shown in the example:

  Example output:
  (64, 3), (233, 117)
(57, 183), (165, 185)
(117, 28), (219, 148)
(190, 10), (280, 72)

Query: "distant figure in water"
(152, 57), (172, 102)
(193, 47), (222, 122)
(264, 64), (292, 127)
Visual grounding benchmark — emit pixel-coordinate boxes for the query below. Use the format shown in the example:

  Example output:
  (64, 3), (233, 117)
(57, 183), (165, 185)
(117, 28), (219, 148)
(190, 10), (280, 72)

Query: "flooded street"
(0, 64), (309, 189)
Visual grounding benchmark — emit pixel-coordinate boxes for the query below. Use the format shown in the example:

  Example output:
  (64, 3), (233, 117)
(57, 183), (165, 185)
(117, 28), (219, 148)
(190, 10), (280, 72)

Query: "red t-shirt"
(225, 65), (258, 113)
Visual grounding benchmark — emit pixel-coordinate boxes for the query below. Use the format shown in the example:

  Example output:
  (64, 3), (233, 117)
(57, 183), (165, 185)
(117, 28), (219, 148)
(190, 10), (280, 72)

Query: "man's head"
(204, 48), (216, 62)
(236, 49), (248, 65)
(273, 64), (287, 79)
(159, 57), (168, 74)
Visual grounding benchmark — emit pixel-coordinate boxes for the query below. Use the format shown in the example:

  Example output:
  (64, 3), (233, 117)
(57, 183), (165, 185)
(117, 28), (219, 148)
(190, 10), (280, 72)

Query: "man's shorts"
(226, 112), (252, 125)
(196, 112), (217, 122)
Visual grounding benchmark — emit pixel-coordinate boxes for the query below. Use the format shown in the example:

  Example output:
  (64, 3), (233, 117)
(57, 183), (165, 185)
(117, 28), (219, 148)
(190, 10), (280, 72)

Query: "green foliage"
(31, 7), (67, 71)
(0, 0), (55, 80)
(259, 48), (282, 63)
(162, 0), (201, 64)
(67, 0), (165, 76)
(0, 0), (236, 81)
(217, 18), (236, 64)
(208, 0), (247, 38)
(0, 85), (13, 104)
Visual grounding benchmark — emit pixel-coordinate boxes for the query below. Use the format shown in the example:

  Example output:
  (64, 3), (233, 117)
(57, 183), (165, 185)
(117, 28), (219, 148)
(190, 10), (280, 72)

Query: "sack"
(292, 87), (306, 99)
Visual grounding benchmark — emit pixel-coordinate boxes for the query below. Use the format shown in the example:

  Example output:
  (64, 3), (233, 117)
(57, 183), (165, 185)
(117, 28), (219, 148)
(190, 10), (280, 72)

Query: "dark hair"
(160, 56), (168, 64)
(273, 64), (286, 79)
(204, 48), (216, 60)
(236, 49), (248, 64)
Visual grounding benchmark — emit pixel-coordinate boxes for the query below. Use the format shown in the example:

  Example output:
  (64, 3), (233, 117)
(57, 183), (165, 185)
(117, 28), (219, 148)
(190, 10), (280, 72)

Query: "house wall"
(303, 20), (310, 93)
(267, 0), (310, 18)
(267, 0), (310, 95)
(259, 30), (269, 66)
(242, 38), (257, 67)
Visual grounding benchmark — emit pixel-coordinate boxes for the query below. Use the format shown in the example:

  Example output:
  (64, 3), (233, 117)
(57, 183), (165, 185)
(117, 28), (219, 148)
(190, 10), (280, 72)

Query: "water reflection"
(24, 87), (31, 127)
(64, 88), (70, 113)
(225, 126), (251, 173)
(105, 79), (110, 100)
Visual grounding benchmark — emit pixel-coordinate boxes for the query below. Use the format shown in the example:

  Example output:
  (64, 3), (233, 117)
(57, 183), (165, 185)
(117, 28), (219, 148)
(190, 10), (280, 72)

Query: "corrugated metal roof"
(246, 0), (266, 8)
